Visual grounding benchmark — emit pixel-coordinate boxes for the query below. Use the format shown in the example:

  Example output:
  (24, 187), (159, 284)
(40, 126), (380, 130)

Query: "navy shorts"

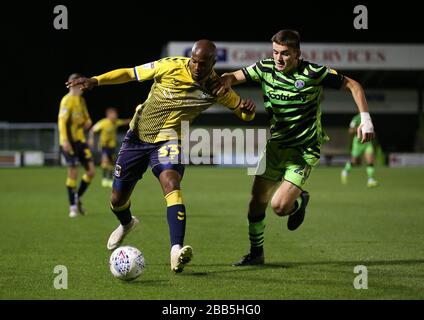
(113, 130), (185, 190)
(61, 141), (93, 169)
(102, 147), (116, 163)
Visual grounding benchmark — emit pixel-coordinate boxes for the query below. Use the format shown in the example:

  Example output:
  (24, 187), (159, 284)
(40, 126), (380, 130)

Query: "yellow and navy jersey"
(92, 118), (127, 148)
(58, 94), (91, 144)
(129, 57), (242, 143)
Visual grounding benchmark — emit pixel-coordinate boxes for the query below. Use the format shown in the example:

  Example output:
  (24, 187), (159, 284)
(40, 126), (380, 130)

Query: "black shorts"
(102, 147), (116, 163)
(113, 130), (185, 191)
(61, 141), (93, 169)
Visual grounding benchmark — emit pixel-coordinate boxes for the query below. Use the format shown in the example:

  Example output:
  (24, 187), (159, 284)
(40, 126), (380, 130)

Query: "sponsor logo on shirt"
(142, 62), (155, 69)
(268, 92), (307, 102)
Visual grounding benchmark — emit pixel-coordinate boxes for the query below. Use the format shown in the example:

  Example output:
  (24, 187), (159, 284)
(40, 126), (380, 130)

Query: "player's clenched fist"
(240, 99), (255, 115)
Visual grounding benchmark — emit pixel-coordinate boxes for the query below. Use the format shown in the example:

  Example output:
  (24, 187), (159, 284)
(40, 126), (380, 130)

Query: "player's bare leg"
(233, 176), (276, 266)
(101, 154), (113, 188)
(271, 180), (310, 231)
(159, 169), (192, 273)
(75, 160), (95, 215)
(341, 156), (359, 184)
(107, 184), (139, 250)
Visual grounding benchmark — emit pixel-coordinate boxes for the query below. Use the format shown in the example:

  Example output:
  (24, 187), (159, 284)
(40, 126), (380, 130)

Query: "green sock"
(248, 215), (265, 256)
(344, 162), (352, 172)
(366, 165), (375, 179)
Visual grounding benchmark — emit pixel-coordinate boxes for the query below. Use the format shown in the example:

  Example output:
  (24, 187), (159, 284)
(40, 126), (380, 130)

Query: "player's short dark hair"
(68, 73), (84, 81)
(271, 30), (300, 50)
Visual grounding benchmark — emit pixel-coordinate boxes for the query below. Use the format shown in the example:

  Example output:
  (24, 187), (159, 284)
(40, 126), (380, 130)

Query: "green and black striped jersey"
(242, 59), (344, 156)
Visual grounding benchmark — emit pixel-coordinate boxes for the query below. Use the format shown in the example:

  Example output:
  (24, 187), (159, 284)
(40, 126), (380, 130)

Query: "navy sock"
(111, 201), (132, 226)
(165, 190), (186, 247)
(77, 174), (91, 197)
(67, 187), (76, 205)
(167, 204), (186, 247)
(65, 178), (77, 206)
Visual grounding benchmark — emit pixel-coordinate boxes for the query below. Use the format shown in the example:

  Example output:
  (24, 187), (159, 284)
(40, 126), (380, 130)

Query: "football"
(109, 246), (145, 281)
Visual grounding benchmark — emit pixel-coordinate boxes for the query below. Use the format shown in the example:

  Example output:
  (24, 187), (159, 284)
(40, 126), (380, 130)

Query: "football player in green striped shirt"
(341, 113), (378, 187)
(213, 30), (375, 266)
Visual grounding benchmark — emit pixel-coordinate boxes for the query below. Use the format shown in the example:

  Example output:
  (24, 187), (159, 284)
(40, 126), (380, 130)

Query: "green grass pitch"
(0, 166), (423, 299)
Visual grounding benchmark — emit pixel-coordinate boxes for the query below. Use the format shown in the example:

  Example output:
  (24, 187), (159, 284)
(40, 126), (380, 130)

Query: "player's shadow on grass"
(182, 259), (424, 276)
(274, 259), (424, 268)
(128, 279), (170, 286)
(179, 264), (280, 277)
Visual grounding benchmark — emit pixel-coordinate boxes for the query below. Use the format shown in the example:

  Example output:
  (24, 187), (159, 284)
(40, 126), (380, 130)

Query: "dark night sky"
(2, 1), (423, 123)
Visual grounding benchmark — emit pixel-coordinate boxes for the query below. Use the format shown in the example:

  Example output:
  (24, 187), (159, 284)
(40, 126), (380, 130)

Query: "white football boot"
(74, 195), (87, 215)
(341, 170), (348, 184)
(367, 178), (379, 188)
(69, 205), (78, 218)
(107, 216), (139, 250)
(101, 178), (109, 188)
(170, 245), (193, 273)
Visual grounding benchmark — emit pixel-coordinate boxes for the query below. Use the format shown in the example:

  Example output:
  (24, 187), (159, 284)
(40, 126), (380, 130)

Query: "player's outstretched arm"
(212, 70), (247, 96)
(65, 68), (136, 91)
(232, 98), (256, 121)
(343, 76), (375, 143)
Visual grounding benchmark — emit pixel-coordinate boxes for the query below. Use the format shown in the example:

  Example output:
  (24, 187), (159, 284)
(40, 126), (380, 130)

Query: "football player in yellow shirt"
(89, 108), (131, 188)
(58, 73), (96, 218)
(66, 40), (255, 273)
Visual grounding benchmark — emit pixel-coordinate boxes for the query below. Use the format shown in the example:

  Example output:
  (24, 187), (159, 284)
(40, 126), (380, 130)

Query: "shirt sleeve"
(216, 88), (242, 110)
(116, 119), (127, 127)
(58, 98), (71, 144)
(92, 119), (104, 132)
(319, 67), (345, 89)
(216, 89), (255, 121)
(241, 60), (265, 83)
(93, 68), (136, 85)
(133, 59), (168, 82)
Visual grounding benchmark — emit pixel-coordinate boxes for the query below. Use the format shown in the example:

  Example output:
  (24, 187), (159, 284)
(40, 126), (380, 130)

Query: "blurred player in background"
(213, 30), (375, 266)
(66, 40), (256, 273)
(341, 113), (378, 187)
(58, 73), (95, 218)
(89, 108), (131, 188)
